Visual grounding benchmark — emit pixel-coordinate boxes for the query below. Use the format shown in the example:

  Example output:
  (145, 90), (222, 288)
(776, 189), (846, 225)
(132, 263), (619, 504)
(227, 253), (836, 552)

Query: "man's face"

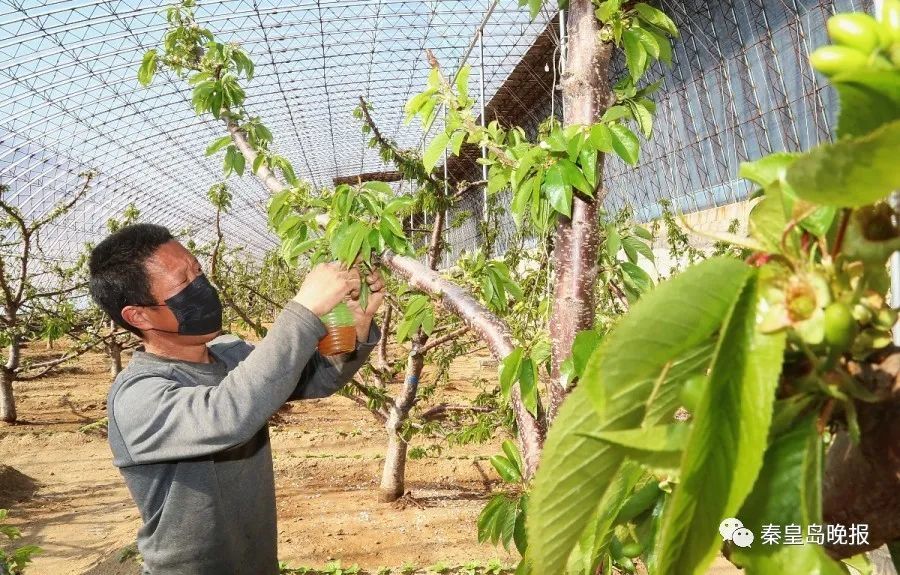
(123, 240), (222, 343)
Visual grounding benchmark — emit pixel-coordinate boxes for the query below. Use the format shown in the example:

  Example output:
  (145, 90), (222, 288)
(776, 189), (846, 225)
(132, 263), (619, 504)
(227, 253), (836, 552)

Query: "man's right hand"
(292, 262), (360, 316)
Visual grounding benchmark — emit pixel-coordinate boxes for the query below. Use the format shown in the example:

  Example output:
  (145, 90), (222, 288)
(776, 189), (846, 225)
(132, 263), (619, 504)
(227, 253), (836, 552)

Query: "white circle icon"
(719, 517), (743, 541)
(732, 527), (754, 548)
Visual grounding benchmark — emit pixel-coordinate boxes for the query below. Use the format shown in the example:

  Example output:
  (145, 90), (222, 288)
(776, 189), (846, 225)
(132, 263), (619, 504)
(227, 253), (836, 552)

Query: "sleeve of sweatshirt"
(111, 301), (329, 464)
(288, 321), (381, 400)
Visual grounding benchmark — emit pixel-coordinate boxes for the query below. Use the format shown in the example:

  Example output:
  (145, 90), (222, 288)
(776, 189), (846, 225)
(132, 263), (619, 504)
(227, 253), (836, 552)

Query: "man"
(88, 223), (382, 574)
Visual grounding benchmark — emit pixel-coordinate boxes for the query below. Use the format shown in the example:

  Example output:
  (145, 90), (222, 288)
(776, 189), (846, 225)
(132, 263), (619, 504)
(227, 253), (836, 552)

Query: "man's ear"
(121, 305), (153, 331)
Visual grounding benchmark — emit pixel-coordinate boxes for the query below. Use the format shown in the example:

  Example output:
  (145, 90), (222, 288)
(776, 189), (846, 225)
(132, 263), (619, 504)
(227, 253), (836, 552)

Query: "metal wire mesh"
(1, 0), (874, 268)
(441, 0), (873, 264)
(0, 0), (553, 263)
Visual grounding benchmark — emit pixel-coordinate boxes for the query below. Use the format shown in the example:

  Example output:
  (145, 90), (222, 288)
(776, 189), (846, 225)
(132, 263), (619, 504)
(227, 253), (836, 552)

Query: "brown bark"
(333, 171), (404, 186)
(823, 351), (900, 558)
(427, 210), (445, 271)
(547, 0), (616, 421)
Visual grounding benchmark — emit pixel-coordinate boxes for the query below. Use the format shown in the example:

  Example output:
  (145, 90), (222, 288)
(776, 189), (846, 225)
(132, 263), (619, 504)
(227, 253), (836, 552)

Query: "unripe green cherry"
(828, 13), (882, 52)
(679, 375), (706, 412)
(621, 542), (644, 559)
(810, 45), (869, 75)
(824, 302), (857, 350)
(880, 0), (900, 44)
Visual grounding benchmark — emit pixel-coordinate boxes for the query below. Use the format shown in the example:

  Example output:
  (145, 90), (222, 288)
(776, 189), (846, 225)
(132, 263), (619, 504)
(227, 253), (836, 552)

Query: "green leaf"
(544, 163), (572, 217)
(739, 153), (800, 188)
(629, 101), (654, 138)
(490, 455), (523, 483)
(633, 225), (653, 241)
(632, 26), (661, 60)
(528, 258), (752, 575)
(449, 130), (466, 156)
(799, 206), (837, 238)
(232, 149), (245, 176)
(748, 190), (791, 254)
(223, 146), (236, 176)
(479, 496), (506, 543)
(601, 105), (631, 123)
(557, 159), (594, 197)
(205, 137), (232, 157)
(423, 131), (451, 171)
(499, 347), (524, 400)
(583, 423), (689, 453)
(786, 119), (900, 208)
(571, 329), (603, 378)
(565, 462), (643, 575)
(622, 30), (648, 81)
(589, 124), (614, 153)
(605, 224), (621, 260)
(578, 147), (598, 188)
(518, 357), (538, 416)
(833, 70), (900, 139)
(609, 124), (640, 166)
(280, 159), (299, 187)
(656, 278), (786, 575)
(587, 257), (753, 420)
(514, 495), (529, 554)
(456, 65), (471, 102)
(621, 261), (653, 298)
(362, 181), (392, 195)
(622, 235), (654, 263)
(252, 153), (266, 174)
(730, 415), (846, 575)
(137, 50), (157, 86)
(634, 3), (679, 37)
(646, 27), (673, 65)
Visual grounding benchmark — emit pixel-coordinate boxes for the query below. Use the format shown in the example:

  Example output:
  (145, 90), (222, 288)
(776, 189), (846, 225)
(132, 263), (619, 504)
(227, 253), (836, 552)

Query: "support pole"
(559, 8), (566, 118)
(479, 28), (488, 255)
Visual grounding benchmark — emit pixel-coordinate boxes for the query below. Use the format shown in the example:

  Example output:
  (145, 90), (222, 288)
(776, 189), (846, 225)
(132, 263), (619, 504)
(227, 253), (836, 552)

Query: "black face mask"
(140, 275), (223, 336)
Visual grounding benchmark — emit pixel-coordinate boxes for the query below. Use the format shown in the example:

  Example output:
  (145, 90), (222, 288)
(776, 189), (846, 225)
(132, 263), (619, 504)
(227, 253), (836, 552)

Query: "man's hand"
(345, 267), (385, 342)
(292, 262), (360, 316)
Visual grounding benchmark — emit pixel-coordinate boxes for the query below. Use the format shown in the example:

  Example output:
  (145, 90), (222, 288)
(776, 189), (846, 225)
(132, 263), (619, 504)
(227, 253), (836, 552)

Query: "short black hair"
(89, 223), (174, 336)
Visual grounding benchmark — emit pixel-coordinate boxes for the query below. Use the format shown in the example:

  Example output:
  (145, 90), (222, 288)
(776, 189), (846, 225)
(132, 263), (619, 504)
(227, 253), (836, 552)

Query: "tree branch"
(418, 403), (492, 422)
(379, 251), (544, 477)
(420, 326), (469, 354)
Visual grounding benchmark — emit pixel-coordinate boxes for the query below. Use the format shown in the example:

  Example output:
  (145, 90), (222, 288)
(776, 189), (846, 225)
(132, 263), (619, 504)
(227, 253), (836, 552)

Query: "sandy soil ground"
(0, 343), (739, 575)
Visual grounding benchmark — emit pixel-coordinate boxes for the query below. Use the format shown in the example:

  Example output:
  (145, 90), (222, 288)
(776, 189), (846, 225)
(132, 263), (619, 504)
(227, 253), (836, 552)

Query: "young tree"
(0, 173), (94, 423)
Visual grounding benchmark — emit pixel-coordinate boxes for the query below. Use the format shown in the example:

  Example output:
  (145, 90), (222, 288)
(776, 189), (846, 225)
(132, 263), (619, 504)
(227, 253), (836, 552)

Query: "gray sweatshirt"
(107, 301), (379, 575)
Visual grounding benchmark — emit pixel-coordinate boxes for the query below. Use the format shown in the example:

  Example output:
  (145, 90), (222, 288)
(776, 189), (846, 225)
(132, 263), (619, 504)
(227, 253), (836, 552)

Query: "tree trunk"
(108, 341), (123, 378)
(547, 0), (615, 421)
(0, 368), (15, 423)
(380, 424), (408, 502)
(376, 305), (392, 374)
(379, 341), (425, 502)
(1, 339), (20, 423)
